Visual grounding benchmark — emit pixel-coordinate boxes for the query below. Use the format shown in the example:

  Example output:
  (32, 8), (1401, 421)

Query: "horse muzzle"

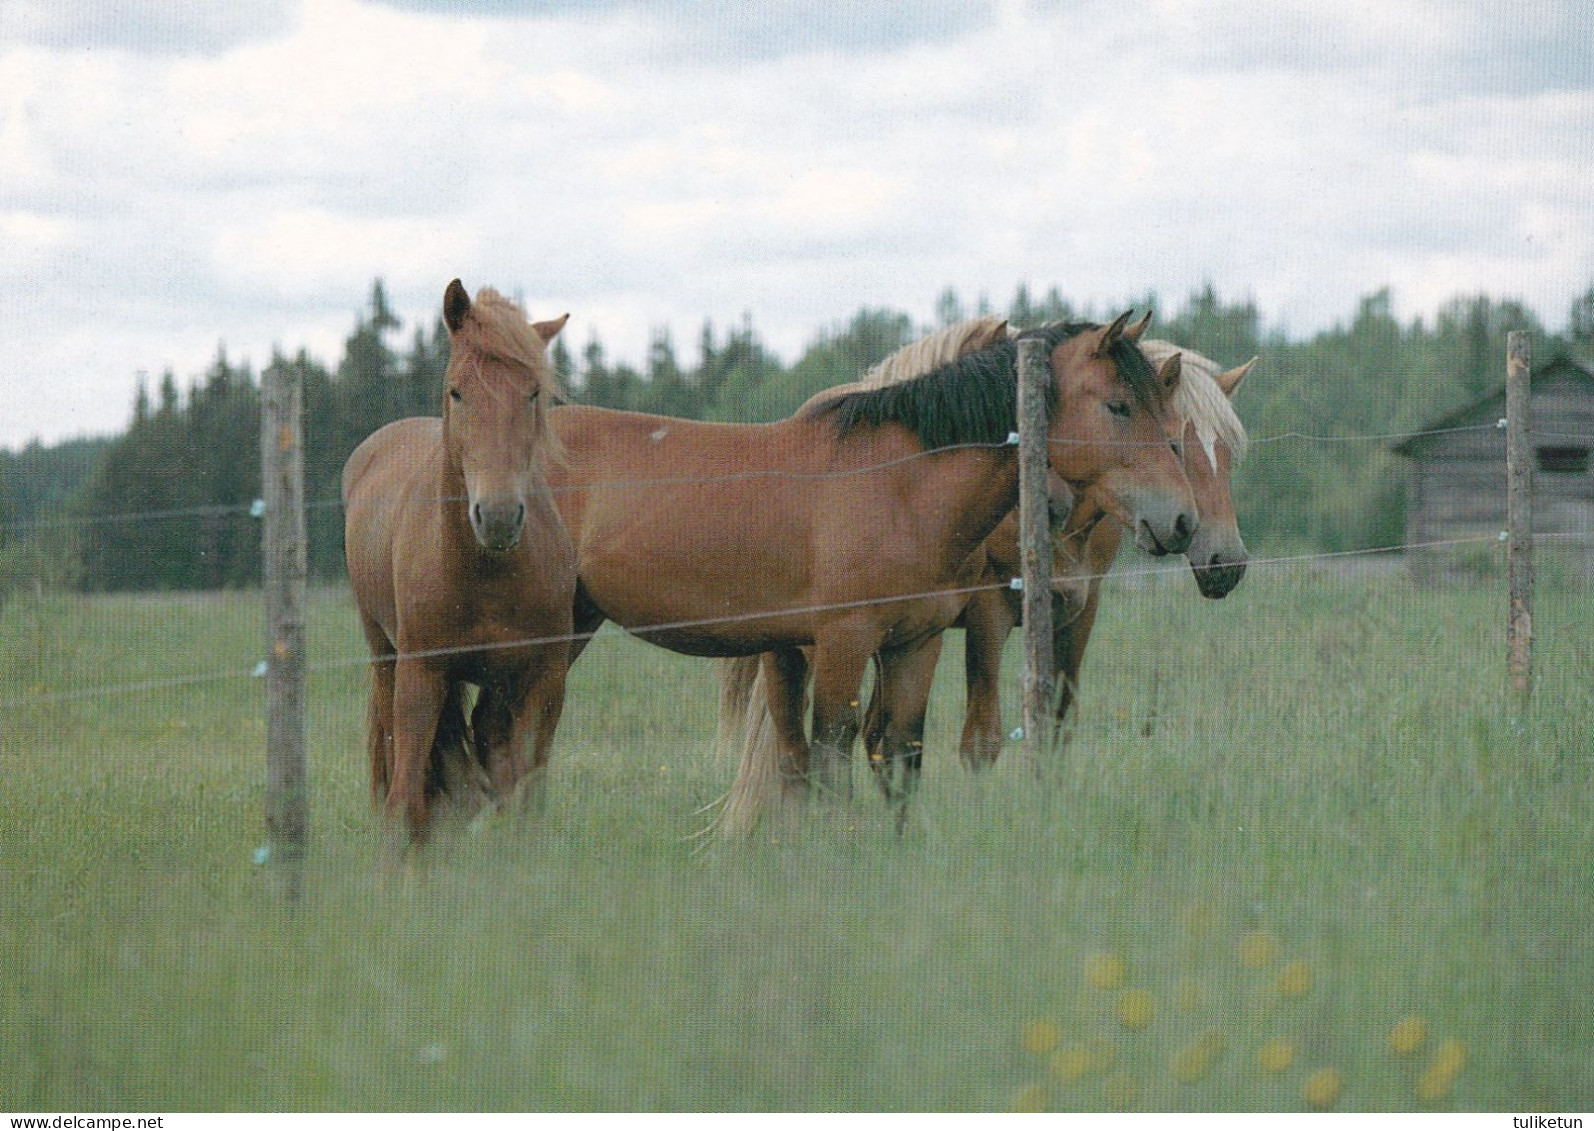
(1134, 506), (1196, 558)
(470, 499), (527, 551)
(1191, 554), (1247, 598)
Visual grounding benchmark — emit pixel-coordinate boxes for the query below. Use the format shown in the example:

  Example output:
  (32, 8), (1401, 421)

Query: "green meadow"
(1, 561), (1590, 1112)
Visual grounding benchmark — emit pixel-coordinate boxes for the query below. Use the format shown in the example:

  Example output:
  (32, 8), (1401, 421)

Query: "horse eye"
(448, 388), (463, 403)
(1106, 400), (1131, 419)
(528, 390), (540, 405)
(1171, 439), (1184, 458)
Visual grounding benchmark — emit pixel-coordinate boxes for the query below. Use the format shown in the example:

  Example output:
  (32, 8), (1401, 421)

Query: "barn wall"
(1403, 367), (1594, 583)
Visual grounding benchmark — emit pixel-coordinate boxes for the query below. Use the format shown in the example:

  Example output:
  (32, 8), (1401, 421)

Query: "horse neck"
(902, 443), (1021, 572)
(434, 422), (480, 556)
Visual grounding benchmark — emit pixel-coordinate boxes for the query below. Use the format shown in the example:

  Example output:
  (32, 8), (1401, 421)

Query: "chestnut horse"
(957, 338), (1253, 761)
(342, 281), (576, 845)
(715, 325), (1253, 811)
(542, 315), (1195, 833)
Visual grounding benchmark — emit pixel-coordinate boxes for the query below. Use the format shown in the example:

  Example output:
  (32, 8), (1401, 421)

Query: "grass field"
(1, 559), (1591, 1112)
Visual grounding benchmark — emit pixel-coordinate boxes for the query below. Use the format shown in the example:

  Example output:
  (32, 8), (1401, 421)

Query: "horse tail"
(713, 655), (762, 765)
(718, 658), (791, 838)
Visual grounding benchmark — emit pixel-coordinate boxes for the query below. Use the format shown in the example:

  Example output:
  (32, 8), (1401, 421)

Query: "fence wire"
(9, 419), (1593, 537)
(2, 527), (1587, 714)
(2, 410), (1590, 721)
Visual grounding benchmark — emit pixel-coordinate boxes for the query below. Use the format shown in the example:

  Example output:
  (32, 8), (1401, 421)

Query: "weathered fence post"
(1505, 331), (1533, 709)
(1016, 336), (1055, 772)
(260, 357), (308, 899)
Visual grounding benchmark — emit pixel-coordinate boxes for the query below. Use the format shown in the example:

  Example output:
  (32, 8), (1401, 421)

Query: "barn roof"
(1393, 352), (1594, 458)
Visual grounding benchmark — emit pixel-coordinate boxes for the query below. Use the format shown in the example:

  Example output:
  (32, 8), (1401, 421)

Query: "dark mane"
(808, 321), (1161, 450)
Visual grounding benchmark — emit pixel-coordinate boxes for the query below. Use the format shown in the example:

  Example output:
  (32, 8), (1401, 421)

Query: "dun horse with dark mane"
(343, 281), (576, 846)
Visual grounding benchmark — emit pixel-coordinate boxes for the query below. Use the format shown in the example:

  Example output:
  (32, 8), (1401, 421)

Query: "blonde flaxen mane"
(1139, 339), (1250, 463)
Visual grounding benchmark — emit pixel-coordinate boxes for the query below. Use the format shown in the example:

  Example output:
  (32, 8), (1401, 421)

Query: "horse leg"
(1050, 520), (1117, 747)
(1050, 584), (1101, 748)
(472, 653), (568, 821)
(387, 657), (450, 846)
(761, 647), (812, 804)
(959, 588), (1017, 770)
(807, 628), (874, 802)
(871, 634), (944, 829)
(859, 657), (885, 764)
(366, 651), (397, 807)
(515, 658), (569, 817)
(433, 681), (487, 815)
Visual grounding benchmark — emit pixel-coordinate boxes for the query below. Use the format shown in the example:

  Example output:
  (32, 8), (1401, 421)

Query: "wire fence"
(9, 419), (1594, 538)
(0, 512), (1588, 713)
(1, 404), (1590, 730)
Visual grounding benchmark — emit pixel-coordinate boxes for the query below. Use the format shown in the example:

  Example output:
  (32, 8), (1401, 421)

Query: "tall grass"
(1, 561), (1590, 1111)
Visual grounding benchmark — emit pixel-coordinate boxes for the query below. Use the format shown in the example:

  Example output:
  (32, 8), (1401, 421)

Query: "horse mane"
(860, 315), (1012, 389)
(1139, 339), (1249, 462)
(811, 321), (1161, 452)
(446, 286), (568, 466)
(451, 288), (568, 403)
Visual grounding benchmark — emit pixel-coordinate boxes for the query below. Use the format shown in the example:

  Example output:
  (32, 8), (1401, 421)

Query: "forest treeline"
(2, 279), (1591, 593)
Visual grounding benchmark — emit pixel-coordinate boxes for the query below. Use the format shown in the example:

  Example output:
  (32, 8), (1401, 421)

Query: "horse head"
(1038, 313), (1198, 558)
(1143, 342), (1255, 598)
(441, 279), (568, 552)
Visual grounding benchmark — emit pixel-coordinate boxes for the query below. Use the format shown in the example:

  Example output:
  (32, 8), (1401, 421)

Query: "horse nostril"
(516, 503), (526, 529)
(1175, 513), (1192, 542)
(471, 502), (483, 529)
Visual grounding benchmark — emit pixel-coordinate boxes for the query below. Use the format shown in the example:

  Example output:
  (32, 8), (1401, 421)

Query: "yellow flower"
(1020, 1018), (1060, 1055)
(1257, 1037), (1294, 1074)
(1084, 951), (1127, 990)
(1278, 960), (1313, 998)
(1388, 1015), (1428, 1056)
(1171, 1031), (1225, 1083)
(1417, 1039), (1467, 1102)
(1117, 988), (1155, 1030)
(1303, 1067), (1343, 1109)
(1050, 1043), (1093, 1083)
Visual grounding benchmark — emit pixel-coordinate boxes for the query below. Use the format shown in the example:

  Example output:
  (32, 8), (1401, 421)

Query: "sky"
(1, 0), (1591, 448)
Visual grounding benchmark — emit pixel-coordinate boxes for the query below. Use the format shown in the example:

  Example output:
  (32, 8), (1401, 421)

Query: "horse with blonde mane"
(342, 280), (576, 846)
(714, 319), (1253, 828)
(957, 337), (1253, 761)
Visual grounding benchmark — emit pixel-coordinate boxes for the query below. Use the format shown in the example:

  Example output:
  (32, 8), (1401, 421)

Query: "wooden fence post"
(1505, 331), (1533, 710)
(260, 357), (308, 899)
(1016, 337), (1055, 772)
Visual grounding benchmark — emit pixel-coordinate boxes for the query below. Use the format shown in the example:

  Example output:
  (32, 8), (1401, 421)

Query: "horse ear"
(1124, 311), (1152, 343)
(444, 279), (471, 335)
(531, 313), (570, 343)
(1214, 356), (1256, 398)
(1091, 311), (1134, 357)
(1157, 352), (1183, 391)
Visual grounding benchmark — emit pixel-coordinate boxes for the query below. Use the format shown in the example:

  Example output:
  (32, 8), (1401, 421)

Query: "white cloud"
(1, 0), (1592, 446)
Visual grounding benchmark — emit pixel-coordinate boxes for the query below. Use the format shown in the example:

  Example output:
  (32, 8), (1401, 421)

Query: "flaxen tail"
(713, 655), (762, 766)
(717, 657), (801, 837)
